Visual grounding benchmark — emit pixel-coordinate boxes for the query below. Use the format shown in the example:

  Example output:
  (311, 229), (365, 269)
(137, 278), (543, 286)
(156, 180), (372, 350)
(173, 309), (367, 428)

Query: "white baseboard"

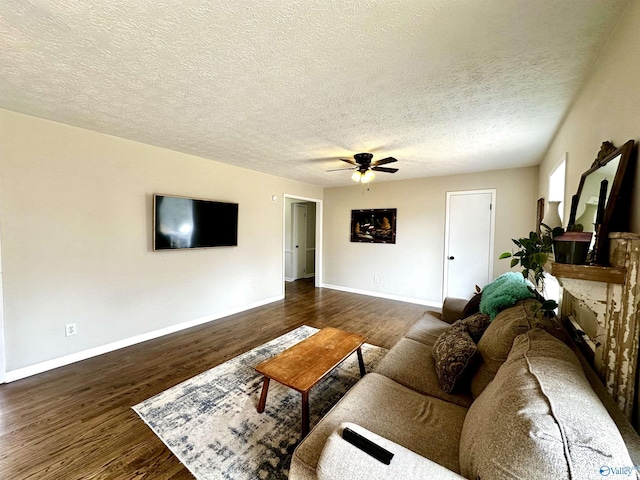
(285, 274), (315, 282)
(321, 283), (442, 308)
(4, 295), (284, 383)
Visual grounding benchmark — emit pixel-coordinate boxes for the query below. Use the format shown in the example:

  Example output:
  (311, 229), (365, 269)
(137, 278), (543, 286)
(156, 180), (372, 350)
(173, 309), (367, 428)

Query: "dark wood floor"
(0, 279), (428, 479)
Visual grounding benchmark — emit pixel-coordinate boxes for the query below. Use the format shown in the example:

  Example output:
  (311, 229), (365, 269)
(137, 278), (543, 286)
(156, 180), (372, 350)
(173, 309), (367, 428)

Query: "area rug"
(133, 325), (387, 480)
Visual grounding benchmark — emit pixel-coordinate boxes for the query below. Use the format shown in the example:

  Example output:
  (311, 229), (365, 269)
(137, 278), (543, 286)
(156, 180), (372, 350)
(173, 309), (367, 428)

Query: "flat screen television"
(153, 194), (238, 250)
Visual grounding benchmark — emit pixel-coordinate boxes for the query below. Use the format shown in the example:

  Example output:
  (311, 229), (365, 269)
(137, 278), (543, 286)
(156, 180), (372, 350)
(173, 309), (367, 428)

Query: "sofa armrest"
(441, 297), (469, 324)
(316, 423), (465, 480)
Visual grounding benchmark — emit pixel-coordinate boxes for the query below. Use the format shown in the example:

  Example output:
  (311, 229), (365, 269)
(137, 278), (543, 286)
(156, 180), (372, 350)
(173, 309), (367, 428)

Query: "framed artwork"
(350, 209), (397, 244)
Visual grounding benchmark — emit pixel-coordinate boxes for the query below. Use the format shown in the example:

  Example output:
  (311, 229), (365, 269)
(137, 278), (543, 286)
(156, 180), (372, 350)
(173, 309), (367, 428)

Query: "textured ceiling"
(0, 0), (629, 187)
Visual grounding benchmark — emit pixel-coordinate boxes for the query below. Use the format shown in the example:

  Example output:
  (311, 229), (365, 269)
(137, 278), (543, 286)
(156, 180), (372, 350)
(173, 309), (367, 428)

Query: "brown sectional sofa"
(289, 298), (640, 479)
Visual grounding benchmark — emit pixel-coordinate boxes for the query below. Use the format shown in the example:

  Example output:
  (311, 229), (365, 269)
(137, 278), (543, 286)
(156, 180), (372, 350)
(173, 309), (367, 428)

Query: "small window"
(545, 155), (567, 306)
(548, 156), (566, 222)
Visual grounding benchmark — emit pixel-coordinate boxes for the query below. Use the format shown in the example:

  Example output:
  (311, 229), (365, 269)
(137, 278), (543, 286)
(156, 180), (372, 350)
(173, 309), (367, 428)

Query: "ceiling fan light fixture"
(361, 170), (375, 183)
(329, 153), (398, 183)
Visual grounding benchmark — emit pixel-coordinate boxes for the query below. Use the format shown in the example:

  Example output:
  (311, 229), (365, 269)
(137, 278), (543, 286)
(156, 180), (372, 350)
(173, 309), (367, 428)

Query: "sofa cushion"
(571, 337), (640, 465)
(470, 298), (539, 398)
(479, 272), (535, 319)
(441, 297), (469, 324)
(432, 324), (477, 393)
(373, 338), (472, 407)
(290, 372), (468, 479)
(405, 311), (451, 347)
(317, 423), (466, 480)
(459, 328), (636, 480)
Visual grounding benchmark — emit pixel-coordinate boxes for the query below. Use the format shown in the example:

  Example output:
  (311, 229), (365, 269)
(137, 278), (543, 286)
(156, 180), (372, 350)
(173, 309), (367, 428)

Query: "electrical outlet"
(374, 275), (380, 284)
(65, 323), (77, 337)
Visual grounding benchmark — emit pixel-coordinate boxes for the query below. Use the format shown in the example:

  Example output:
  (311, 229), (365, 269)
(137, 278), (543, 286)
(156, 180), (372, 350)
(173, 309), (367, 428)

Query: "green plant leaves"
(531, 252), (548, 265)
(499, 229), (554, 290)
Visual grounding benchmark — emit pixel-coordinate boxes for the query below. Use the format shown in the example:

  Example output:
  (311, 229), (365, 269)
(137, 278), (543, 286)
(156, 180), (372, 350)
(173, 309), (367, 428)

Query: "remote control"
(342, 427), (394, 465)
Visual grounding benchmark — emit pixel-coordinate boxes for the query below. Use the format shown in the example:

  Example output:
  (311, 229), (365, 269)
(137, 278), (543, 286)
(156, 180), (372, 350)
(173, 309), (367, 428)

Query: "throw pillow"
(432, 324), (478, 394)
(479, 272), (536, 319)
(462, 292), (482, 318)
(459, 312), (491, 343)
(470, 298), (539, 398)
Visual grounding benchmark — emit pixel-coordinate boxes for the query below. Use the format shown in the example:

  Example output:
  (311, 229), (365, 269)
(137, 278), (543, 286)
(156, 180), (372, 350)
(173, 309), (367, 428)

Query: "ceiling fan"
(327, 153), (399, 183)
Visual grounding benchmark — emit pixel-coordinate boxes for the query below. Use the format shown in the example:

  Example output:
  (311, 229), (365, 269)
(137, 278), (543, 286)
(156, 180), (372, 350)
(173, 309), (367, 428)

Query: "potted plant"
(499, 227), (553, 290)
(499, 224), (559, 315)
(552, 223), (593, 264)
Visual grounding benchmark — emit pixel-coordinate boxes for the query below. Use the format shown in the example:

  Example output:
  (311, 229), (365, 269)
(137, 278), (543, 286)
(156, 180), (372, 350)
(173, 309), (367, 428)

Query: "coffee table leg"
(356, 347), (366, 377)
(257, 377), (270, 413)
(301, 391), (310, 437)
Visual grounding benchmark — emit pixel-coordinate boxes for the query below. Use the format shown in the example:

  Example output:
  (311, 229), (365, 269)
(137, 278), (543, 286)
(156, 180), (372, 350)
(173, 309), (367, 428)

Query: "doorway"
(283, 195), (322, 291)
(292, 203), (308, 280)
(443, 189), (496, 299)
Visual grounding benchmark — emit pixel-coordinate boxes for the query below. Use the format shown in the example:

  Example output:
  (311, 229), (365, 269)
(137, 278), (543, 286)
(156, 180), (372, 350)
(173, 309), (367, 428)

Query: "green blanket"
(479, 272), (536, 320)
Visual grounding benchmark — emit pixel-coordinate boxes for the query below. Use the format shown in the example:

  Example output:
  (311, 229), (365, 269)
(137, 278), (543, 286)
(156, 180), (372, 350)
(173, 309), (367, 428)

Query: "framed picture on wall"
(350, 209), (397, 244)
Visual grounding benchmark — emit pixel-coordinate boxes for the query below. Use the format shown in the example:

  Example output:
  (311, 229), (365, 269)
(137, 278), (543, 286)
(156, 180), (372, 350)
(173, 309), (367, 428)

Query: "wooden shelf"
(550, 262), (626, 284)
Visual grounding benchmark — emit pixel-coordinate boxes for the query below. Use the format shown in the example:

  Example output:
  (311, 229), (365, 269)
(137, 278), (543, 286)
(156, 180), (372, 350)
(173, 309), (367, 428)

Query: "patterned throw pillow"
(433, 324), (478, 393)
(459, 313), (491, 343)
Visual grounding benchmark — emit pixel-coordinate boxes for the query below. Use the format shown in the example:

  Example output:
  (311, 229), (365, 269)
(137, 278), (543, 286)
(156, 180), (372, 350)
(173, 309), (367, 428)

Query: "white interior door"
(444, 190), (495, 299)
(293, 204), (307, 280)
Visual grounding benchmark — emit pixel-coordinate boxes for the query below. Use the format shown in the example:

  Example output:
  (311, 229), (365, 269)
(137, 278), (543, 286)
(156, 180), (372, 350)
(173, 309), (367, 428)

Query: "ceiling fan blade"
(340, 158), (357, 165)
(372, 157), (397, 166)
(326, 167), (357, 172)
(372, 166), (399, 173)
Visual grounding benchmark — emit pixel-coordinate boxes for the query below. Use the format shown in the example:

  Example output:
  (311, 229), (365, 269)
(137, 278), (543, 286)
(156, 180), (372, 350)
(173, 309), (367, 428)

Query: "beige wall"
(538, 0), (640, 230)
(0, 109), (322, 372)
(322, 167), (539, 304)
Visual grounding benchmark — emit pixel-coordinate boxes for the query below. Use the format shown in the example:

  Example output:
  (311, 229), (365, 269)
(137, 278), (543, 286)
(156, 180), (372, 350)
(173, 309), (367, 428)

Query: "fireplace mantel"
(550, 263), (626, 284)
(550, 263), (626, 330)
(550, 232), (640, 425)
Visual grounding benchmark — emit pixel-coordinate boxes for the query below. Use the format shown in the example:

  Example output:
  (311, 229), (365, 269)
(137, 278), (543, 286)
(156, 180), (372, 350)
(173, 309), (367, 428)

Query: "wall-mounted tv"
(153, 194), (238, 250)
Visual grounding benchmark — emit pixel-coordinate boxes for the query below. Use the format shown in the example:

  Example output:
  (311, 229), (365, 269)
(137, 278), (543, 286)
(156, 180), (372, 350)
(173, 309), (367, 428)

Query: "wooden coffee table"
(255, 327), (367, 436)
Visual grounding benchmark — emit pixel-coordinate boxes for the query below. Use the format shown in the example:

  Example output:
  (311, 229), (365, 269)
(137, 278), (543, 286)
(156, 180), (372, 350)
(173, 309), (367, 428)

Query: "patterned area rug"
(133, 325), (387, 480)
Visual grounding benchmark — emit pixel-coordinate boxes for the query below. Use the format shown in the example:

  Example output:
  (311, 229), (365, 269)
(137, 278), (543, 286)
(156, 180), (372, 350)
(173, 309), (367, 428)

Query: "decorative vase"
(542, 200), (562, 230)
(575, 202), (597, 230)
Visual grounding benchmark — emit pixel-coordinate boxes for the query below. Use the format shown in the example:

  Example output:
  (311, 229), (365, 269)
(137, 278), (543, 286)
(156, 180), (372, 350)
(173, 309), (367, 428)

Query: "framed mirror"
(569, 139), (635, 265)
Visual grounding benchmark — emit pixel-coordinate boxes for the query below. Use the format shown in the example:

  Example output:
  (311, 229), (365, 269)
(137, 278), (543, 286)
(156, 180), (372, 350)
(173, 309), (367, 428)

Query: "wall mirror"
(569, 139), (635, 264)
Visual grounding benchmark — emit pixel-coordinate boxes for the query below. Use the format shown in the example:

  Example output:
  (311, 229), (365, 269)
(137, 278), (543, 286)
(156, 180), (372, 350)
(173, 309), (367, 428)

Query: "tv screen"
(154, 194), (238, 250)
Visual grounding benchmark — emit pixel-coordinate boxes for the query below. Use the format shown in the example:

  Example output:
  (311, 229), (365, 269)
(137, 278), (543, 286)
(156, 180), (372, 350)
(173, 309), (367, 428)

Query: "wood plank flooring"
(0, 279), (429, 479)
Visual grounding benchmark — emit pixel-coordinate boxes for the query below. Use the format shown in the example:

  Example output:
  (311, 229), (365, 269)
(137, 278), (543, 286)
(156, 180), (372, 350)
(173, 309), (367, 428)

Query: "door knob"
(448, 256), (455, 260)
